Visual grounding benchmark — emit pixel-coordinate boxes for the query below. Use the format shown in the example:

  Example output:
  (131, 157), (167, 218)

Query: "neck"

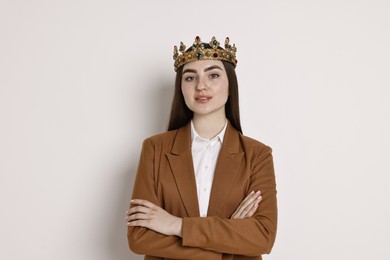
(192, 113), (227, 139)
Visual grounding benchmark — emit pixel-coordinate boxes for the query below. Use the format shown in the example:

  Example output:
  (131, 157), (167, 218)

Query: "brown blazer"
(128, 122), (277, 260)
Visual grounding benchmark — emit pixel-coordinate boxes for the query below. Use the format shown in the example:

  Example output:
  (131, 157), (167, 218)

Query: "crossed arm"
(125, 190), (262, 237)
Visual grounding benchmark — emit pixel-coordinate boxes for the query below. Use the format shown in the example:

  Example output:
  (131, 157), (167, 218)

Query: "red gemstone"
(213, 52), (218, 58)
(196, 36), (200, 41)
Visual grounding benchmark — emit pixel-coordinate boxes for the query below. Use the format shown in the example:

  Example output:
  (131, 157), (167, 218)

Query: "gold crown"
(173, 36), (237, 71)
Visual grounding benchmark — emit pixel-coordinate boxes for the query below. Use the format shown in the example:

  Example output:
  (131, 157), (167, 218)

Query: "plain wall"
(0, 0), (389, 259)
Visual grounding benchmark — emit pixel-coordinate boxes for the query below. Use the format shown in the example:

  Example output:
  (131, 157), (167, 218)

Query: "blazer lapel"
(166, 123), (200, 217)
(207, 123), (244, 216)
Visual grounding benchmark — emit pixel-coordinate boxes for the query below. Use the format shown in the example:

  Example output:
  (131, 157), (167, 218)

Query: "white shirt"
(190, 120), (228, 217)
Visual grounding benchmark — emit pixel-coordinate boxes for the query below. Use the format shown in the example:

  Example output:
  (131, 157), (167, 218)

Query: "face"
(181, 60), (229, 119)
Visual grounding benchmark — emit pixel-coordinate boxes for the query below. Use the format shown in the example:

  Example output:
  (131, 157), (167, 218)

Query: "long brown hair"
(167, 59), (242, 133)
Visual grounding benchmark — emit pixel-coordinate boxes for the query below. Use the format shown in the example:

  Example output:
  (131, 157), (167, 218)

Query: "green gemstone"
(196, 53), (201, 59)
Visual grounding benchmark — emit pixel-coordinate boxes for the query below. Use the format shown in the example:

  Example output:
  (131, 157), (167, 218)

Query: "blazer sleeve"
(127, 138), (222, 260)
(181, 146), (277, 256)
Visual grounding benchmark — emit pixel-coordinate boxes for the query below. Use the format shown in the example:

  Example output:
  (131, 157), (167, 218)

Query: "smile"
(195, 96), (212, 103)
(195, 95), (212, 100)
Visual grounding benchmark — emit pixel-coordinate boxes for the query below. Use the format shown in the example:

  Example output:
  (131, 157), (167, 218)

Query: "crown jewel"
(173, 36), (237, 71)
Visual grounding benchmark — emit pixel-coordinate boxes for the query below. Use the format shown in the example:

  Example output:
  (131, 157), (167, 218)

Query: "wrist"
(175, 217), (183, 237)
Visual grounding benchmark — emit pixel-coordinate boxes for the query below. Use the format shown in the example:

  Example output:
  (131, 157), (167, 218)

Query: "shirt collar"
(190, 119), (228, 144)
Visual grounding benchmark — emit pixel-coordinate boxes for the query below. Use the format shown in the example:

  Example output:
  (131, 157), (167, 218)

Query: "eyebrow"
(182, 65), (223, 74)
(204, 65), (223, 72)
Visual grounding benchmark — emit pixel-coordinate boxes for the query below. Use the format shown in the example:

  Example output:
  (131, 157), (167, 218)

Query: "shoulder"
(239, 133), (273, 157)
(140, 123), (191, 155)
(142, 129), (178, 147)
(237, 133), (274, 172)
(225, 122), (272, 157)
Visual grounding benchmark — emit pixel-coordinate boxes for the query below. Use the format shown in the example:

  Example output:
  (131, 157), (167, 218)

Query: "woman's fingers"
(231, 191), (262, 219)
(236, 191), (261, 216)
(126, 212), (151, 222)
(125, 199), (157, 222)
(127, 205), (152, 215)
(130, 199), (157, 209)
(241, 191), (255, 203)
(231, 191), (255, 217)
(230, 192), (252, 217)
(245, 197), (261, 216)
(237, 196), (261, 218)
(125, 199), (182, 237)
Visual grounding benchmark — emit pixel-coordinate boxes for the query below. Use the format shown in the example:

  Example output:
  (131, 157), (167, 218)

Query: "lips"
(195, 96), (212, 101)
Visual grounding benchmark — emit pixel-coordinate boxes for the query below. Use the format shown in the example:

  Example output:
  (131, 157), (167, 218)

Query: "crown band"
(173, 36), (237, 71)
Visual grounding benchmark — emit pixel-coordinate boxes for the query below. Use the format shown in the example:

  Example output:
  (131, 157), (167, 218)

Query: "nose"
(196, 78), (207, 91)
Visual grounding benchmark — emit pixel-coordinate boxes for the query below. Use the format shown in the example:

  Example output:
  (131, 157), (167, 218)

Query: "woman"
(126, 36), (277, 260)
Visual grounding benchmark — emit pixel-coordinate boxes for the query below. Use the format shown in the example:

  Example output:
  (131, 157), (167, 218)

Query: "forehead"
(182, 59), (224, 71)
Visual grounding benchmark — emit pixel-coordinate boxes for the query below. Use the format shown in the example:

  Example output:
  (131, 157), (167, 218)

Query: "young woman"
(126, 36), (277, 260)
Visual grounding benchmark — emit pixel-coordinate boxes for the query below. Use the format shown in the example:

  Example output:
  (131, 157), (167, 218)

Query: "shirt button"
(204, 165), (209, 169)
(203, 187), (207, 192)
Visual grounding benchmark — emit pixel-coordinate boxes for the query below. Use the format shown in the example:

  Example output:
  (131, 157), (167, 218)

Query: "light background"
(0, 0), (389, 259)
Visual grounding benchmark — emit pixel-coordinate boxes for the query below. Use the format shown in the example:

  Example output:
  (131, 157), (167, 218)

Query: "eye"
(210, 73), (220, 79)
(184, 76), (196, 82)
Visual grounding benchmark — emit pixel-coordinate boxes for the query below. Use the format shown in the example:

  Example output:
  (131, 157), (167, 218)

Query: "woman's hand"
(230, 191), (262, 219)
(126, 199), (183, 237)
